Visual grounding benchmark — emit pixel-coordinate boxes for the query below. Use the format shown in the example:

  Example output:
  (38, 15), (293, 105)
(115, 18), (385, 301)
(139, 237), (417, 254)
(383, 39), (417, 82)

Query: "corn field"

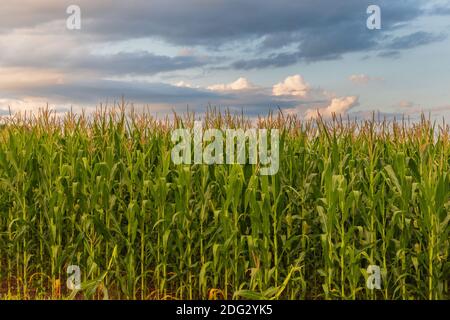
(0, 107), (449, 300)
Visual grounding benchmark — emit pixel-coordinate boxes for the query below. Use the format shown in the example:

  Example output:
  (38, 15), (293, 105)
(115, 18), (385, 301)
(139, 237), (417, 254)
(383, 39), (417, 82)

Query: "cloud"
(232, 52), (301, 70)
(0, 68), (66, 90)
(1, 78), (223, 106)
(386, 31), (447, 50)
(175, 81), (200, 89)
(0, 0), (427, 66)
(349, 74), (370, 84)
(377, 51), (402, 59)
(207, 77), (255, 91)
(1, 73), (306, 116)
(304, 96), (359, 119)
(272, 75), (310, 97)
(260, 32), (302, 50)
(0, 35), (210, 76)
(349, 74), (384, 85)
(178, 48), (196, 56)
(232, 30), (447, 70)
(0, 72), (348, 118)
(75, 51), (209, 76)
(427, 3), (450, 15)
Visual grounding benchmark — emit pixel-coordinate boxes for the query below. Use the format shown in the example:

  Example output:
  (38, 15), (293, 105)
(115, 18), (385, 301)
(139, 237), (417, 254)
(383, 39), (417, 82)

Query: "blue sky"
(1, 0), (449, 119)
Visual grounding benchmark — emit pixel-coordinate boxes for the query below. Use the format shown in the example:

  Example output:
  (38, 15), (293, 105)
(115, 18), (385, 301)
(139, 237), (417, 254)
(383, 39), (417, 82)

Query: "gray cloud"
(377, 50), (401, 58)
(3, 79), (222, 104)
(1, 1), (427, 60)
(67, 51), (208, 76)
(0, 41), (210, 76)
(386, 31), (447, 50)
(232, 28), (446, 70)
(0, 0), (442, 77)
(1, 76), (328, 116)
(231, 14), (447, 69)
(84, 0), (424, 50)
(232, 52), (300, 70)
(427, 2), (450, 15)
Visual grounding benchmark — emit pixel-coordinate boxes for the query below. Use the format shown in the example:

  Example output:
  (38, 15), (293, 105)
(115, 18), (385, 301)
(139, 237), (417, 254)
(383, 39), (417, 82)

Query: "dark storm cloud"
(229, 0), (447, 69)
(2, 1), (426, 56)
(231, 23), (378, 69)
(82, 0), (423, 48)
(232, 24), (446, 70)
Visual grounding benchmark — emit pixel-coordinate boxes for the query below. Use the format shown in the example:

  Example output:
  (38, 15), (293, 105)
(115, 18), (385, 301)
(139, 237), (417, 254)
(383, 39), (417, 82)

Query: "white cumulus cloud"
(272, 75), (310, 97)
(207, 77), (255, 91)
(304, 96), (359, 119)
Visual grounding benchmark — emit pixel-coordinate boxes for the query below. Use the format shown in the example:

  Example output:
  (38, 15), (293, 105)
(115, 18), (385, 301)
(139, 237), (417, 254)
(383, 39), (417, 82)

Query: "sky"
(1, 0), (450, 119)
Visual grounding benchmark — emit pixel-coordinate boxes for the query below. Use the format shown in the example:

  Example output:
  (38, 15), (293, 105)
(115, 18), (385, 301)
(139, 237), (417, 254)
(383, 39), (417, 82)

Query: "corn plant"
(0, 107), (448, 300)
